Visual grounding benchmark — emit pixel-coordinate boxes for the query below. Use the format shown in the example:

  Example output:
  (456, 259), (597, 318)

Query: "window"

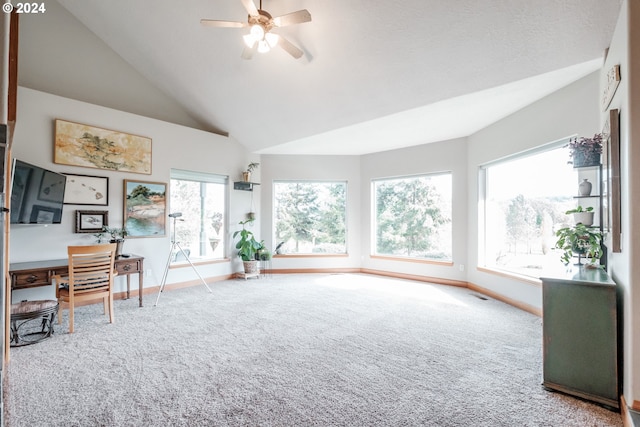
(273, 181), (347, 254)
(373, 173), (452, 260)
(170, 169), (227, 263)
(480, 143), (577, 277)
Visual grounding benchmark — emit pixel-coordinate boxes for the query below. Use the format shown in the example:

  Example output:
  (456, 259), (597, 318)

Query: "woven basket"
(243, 260), (259, 274)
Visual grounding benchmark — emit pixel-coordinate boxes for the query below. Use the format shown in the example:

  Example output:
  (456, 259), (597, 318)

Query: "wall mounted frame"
(75, 210), (108, 234)
(63, 173), (109, 206)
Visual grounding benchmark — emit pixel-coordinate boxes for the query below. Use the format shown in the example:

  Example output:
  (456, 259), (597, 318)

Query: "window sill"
(476, 266), (542, 287)
(370, 255), (453, 266)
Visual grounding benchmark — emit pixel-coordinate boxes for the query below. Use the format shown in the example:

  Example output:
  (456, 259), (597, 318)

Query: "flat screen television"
(10, 159), (67, 224)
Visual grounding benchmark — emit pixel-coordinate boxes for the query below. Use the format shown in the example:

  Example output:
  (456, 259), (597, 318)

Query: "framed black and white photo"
(64, 173), (109, 206)
(75, 210), (109, 233)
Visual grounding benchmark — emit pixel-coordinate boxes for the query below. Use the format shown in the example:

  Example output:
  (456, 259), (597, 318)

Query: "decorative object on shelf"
(602, 108), (621, 253)
(242, 162), (260, 182)
(602, 64), (621, 111)
(63, 173), (109, 206)
(567, 133), (603, 168)
(555, 219), (603, 266)
(578, 179), (592, 196)
(233, 219), (262, 275)
(566, 205), (594, 227)
(209, 212), (223, 252)
(54, 119), (152, 174)
(75, 210), (108, 234)
(123, 180), (167, 238)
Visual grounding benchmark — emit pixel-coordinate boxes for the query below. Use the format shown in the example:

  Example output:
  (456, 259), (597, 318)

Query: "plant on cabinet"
(555, 222), (603, 266)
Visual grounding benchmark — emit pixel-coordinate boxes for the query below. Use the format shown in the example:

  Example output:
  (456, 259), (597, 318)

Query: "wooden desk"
(9, 254), (145, 307)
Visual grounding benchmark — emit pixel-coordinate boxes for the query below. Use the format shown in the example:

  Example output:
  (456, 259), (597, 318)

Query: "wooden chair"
(53, 243), (118, 333)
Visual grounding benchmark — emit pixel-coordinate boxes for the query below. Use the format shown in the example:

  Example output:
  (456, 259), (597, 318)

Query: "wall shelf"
(233, 181), (260, 192)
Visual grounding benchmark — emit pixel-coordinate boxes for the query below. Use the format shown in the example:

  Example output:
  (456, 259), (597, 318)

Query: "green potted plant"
(565, 205), (595, 227)
(555, 222), (603, 266)
(232, 219), (262, 275)
(242, 162), (260, 182)
(257, 240), (272, 261)
(101, 226), (128, 257)
(567, 134), (603, 168)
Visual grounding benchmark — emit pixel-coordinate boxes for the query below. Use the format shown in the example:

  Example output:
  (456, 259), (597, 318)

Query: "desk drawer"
(11, 270), (50, 289)
(116, 259), (141, 275)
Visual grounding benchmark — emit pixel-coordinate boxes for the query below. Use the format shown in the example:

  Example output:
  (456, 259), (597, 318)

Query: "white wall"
(10, 87), (256, 302)
(467, 71), (601, 310)
(360, 138), (468, 282)
(18, 0), (205, 132)
(602, 0), (640, 407)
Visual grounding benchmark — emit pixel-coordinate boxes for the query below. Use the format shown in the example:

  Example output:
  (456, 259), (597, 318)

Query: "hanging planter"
(567, 134), (603, 168)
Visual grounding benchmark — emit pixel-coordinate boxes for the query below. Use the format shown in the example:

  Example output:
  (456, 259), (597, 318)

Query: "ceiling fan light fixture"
(243, 33), (257, 48)
(249, 23), (265, 40)
(265, 32), (279, 48)
(257, 39), (271, 53)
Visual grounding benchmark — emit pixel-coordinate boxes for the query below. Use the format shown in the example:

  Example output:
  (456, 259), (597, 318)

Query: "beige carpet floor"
(4, 273), (623, 426)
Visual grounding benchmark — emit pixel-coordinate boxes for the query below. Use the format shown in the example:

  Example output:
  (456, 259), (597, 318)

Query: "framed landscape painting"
(124, 180), (166, 238)
(54, 119), (152, 174)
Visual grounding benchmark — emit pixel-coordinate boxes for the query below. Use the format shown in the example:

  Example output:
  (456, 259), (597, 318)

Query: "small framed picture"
(75, 210), (108, 234)
(64, 173), (109, 206)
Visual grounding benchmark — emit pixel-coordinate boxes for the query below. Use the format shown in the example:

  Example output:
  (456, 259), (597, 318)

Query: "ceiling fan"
(200, 0), (311, 59)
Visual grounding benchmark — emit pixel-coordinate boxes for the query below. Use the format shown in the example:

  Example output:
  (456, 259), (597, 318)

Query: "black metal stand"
(154, 215), (212, 306)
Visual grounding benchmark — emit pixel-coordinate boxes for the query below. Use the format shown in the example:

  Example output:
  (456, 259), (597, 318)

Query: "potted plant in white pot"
(232, 219), (262, 275)
(566, 205), (595, 226)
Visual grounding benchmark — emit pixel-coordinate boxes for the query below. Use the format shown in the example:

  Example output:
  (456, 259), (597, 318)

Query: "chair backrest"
(67, 243), (117, 295)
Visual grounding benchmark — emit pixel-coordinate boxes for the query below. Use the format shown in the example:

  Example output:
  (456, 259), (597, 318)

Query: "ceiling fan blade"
(241, 43), (257, 60)
(200, 19), (246, 28)
(273, 9), (312, 27)
(277, 35), (304, 59)
(240, 0), (259, 16)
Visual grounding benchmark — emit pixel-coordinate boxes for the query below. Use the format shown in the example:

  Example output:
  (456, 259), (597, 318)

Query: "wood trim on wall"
(8, 10), (18, 124)
(620, 395), (635, 427)
(467, 282), (542, 317)
(360, 268), (467, 287)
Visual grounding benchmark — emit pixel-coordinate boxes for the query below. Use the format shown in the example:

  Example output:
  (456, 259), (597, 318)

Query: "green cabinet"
(541, 267), (619, 409)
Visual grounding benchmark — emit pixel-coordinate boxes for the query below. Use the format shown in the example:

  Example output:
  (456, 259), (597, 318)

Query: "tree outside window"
(482, 145), (580, 276)
(373, 173), (452, 260)
(273, 181), (347, 254)
(170, 170), (227, 262)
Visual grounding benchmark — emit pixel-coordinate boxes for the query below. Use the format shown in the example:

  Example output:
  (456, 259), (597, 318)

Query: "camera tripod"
(154, 213), (212, 306)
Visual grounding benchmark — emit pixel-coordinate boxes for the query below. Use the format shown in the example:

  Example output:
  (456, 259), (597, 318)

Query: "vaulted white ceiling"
(54, 0), (622, 155)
